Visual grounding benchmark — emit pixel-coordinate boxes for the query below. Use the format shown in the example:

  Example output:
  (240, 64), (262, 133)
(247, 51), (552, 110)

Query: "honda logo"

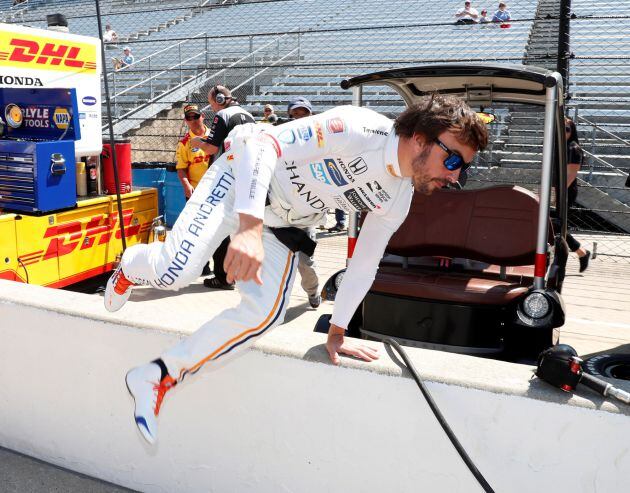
(348, 157), (367, 175)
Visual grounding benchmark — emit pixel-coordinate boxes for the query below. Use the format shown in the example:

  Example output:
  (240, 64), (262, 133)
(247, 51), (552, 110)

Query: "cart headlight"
(522, 292), (550, 319)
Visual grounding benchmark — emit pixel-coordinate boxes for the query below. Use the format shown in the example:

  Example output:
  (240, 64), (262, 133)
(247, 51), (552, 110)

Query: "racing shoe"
(104, 265), (136, 312)
(125, 362), (176, 445)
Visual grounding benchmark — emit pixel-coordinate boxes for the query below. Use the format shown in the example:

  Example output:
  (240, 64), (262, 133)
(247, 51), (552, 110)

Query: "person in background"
(176, 103), (212, 276)
(565, 118), (591, 272)
(193, 85), (256, 290)
(455, 1), (479, 24)
(492, 2), (511, 23)
(112, 46), (133, 70)
(479, 9), (492, 23)
(260, 104), (276, 123)
(285, 96), (322, 308)
(103, 24), (118, 43)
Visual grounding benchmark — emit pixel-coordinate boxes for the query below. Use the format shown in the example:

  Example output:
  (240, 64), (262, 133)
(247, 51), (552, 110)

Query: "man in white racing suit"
(105, 95), (488, 444)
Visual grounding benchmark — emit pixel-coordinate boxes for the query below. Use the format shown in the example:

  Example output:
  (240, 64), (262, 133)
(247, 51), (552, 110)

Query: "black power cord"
(17, 257), (29, 284)
(384, 337), (495, 493)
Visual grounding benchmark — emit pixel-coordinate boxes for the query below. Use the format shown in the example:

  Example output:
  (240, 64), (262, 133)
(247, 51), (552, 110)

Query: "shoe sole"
(125, 372), (156, 445)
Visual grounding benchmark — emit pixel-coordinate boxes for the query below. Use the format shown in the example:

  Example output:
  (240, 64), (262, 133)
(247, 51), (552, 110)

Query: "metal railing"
(105, 32), (205, 118)
(0, 0), (29, 22)
(104, 30), (301, 132)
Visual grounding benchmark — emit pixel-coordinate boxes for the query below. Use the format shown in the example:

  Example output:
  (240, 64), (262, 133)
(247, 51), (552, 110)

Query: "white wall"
(1, 282), (629, 493)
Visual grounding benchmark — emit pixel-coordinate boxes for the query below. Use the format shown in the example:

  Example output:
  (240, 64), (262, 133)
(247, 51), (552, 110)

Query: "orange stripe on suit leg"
(178, 250), (293, 380)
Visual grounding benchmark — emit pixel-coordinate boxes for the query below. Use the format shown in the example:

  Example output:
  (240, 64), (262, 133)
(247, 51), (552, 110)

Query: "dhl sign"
(19, 209), (150, 268)
(0, 31), (97, 73)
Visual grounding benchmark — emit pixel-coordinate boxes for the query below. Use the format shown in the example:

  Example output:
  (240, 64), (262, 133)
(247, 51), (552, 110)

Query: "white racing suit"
(120, 106), (414, 381)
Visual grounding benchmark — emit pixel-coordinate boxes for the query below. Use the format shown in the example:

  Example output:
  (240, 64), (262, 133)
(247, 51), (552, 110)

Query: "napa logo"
(82, 96), (97, 106)
(53, 107), (70, 129)
(309, 162), (331, 185)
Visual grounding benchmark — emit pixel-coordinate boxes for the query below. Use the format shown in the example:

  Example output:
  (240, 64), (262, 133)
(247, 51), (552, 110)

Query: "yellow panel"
(0, 215), (19, 282)
(57, 198), (113, 283)
(14, 213), (60, 286)
(0, 29), (97, 74)
(8, 189), (157, 287)
(105, 189), (158, 265)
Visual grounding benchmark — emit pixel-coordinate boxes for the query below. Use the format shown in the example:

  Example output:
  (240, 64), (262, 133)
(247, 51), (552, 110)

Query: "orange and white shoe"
(104, 265), (136, 312)
(125, 362), (176, 445)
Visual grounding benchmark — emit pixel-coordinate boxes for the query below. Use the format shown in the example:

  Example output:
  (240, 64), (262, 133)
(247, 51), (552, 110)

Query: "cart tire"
(583, 354), (630, 381)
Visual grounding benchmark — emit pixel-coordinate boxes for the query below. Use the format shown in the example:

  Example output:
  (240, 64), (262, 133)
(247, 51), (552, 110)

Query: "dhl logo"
(0, 33), (97, 73)
(18, 209), (150, 266)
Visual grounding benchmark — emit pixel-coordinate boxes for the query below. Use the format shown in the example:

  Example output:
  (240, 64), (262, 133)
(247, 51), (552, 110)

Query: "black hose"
(17, 258), (29, 284)
(384, 337), (495, 493)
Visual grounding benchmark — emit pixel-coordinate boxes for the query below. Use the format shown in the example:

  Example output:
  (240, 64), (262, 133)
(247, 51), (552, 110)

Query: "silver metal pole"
(535, 78), (560, 289)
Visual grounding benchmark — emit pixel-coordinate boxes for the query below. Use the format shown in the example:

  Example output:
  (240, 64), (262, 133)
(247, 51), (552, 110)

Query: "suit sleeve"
(204, 114), (229, 147)
(330, 185), (412, 329)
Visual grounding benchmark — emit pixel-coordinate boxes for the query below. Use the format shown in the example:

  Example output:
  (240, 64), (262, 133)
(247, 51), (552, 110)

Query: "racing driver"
(105, 94), (488, 444)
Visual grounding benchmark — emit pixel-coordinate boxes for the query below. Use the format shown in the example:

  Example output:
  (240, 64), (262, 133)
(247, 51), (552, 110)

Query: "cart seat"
(371, 185), (542, 305)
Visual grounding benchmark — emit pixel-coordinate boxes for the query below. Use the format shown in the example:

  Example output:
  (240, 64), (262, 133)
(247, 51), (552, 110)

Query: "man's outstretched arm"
(325, 212), (406, 365)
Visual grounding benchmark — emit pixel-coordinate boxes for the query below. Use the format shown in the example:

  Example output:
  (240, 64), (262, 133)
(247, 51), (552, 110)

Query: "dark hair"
(565, 117), (580, 145)
(394, 94), (488, 151)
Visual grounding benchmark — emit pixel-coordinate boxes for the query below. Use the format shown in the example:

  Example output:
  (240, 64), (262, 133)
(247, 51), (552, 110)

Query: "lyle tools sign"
(0, 88), (80, 141)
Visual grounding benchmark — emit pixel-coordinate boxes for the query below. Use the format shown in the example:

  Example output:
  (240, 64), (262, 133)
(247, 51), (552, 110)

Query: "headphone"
(211, 85), (231, 106)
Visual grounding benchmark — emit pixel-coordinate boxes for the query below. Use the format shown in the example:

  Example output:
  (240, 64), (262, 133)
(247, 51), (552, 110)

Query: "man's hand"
(224, 214), (264, 285)
(326, 324), (379, 365)
(184, 183), (194, 199)
(191, 137), (217, 156)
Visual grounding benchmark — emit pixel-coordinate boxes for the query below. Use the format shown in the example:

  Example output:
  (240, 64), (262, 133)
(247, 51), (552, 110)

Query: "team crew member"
(193, 85), (255, 290)
(176, 103), (212, 276)
(105, 96), (488, 444)
(176, 104), (211, 199)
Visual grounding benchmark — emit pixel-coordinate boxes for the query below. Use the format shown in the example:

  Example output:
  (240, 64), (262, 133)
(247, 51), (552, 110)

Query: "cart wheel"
(583, 354), (630, 381)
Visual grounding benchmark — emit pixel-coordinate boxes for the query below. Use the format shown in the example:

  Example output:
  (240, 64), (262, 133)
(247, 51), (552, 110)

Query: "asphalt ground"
(0, 446), (135, 493)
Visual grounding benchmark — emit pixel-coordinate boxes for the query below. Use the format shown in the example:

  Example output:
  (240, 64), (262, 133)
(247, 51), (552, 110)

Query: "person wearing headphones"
(192, 85), (255, 290)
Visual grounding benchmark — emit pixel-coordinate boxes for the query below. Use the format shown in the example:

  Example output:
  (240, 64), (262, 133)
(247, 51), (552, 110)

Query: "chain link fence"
(3, 0), (629, 261)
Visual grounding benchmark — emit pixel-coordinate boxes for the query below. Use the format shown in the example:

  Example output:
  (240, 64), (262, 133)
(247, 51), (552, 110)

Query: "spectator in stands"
(193, 85), (256, 290)
(103, 24), (118, 44)
(479, 9), (492, 23)
(565, 118), (591, 272)
(283, 96), (323, 308)
(260, 104), (276, 123)
(492, 2), (511, 23)
(112, 47), (134, 70)
(455, 1), (479, 24)
(176, 103), (212, 277)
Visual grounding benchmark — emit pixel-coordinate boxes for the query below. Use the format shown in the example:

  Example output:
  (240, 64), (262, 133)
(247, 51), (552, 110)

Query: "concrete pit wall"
(0, 280), (629, 493)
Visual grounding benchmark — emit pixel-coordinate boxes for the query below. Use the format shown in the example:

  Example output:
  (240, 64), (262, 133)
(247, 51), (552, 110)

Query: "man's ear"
(414, 133), (428, 149)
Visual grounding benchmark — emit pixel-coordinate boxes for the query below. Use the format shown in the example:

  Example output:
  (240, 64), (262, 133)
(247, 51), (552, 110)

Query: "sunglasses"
(434, 138), (471, 172)
(185, 114), (201, 121)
